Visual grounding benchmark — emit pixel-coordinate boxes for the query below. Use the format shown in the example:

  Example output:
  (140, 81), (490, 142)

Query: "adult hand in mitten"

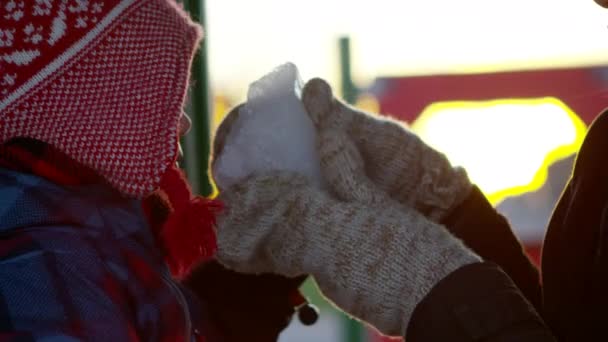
(214, 167), (479, 336)
(301, 78), (471, 221)
(310, 121), (552, 341)
(305, 81), (544, 315)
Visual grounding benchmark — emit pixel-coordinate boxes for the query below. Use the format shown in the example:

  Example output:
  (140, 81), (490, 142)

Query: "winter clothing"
(209, 66), (608, 340)
(0, 164), (206, 341)
(185, 261), (307, 342)
(406, 108), (608, 341)
(301, 78), (472, 221)
(212, 77), (563, 341)
(0, 138), (103, 186)
(302, 77), (543, 313)
(0, 137), (311, 342)
(541, 107), (608, 341)
(1, 0), (200, 197)
(440, 186), (543, 315)
(0, 0), (221, 278)
(155, 166), (221, 278)
(0, 1), (230, 340)
(407, 262), (554, 341)
(215, 171), (479, 336)
(404, 186), (553, 341)
(213, 106), (481, 336)
(300, 81), (550, 340)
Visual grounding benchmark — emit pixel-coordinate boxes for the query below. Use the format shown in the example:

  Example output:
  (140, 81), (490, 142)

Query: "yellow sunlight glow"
(411, 98), (587, 204)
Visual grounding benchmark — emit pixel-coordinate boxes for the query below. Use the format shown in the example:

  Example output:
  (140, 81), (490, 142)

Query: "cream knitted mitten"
(215, 171), (480, 336)
(302, 78), (472, 221)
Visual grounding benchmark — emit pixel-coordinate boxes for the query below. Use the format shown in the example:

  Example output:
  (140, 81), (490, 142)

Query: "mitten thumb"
(302, 78), (360, 132)
(302, 78), (334, 128)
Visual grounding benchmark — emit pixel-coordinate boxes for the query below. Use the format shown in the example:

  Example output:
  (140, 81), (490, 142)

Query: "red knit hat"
(0, 0), (220, 277)
(1, 0), (199, 197)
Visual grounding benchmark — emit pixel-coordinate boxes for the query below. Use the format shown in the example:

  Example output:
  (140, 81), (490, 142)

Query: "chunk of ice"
(213, 63), (323, 190)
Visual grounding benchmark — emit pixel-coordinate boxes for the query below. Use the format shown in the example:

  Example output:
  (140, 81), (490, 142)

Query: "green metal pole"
(340, 36), (358, 104)
(339, 36), (365, 342)
(181, 0), (213, 197)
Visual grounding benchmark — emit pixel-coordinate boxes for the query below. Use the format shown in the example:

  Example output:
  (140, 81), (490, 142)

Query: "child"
(0, 1), (219, 340)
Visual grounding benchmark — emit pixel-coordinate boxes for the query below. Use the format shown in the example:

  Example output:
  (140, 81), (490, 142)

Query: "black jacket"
(542, 107), (608, 341)
(407, 109), (608, 341)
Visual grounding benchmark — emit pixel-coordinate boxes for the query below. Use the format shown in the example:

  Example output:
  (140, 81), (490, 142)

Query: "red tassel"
(159, 166), (223, 279)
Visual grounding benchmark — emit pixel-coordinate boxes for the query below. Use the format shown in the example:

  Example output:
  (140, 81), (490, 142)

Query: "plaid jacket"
(0, 167), (208, 341)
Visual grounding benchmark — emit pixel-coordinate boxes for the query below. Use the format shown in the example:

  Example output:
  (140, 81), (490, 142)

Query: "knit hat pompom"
(159, 166), (223, 278)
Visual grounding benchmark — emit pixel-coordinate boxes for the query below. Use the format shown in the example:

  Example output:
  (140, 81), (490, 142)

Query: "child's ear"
(211, 103), (244, 165)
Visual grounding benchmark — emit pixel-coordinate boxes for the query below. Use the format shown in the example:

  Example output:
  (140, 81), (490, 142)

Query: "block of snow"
(213, 62), (323, 190)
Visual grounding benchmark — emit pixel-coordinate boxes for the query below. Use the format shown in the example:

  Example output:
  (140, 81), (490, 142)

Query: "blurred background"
(179, 0), (608, 341)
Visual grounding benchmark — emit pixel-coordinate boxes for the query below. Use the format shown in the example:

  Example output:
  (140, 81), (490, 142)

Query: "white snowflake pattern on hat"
(0, 0), (110, 97)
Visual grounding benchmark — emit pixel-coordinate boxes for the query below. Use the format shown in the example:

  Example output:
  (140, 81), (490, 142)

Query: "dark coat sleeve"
(405, 187), (554, 341)
(406, 262), (556, 342)
(441, 186), (543, 312)
(540, 108), (608, 341)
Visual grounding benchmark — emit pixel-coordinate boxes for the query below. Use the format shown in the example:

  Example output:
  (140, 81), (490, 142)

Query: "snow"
(213, 62), (323, 190)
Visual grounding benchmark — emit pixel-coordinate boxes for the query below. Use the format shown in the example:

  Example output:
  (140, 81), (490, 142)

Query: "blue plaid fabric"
(0, 167), (204, 341)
